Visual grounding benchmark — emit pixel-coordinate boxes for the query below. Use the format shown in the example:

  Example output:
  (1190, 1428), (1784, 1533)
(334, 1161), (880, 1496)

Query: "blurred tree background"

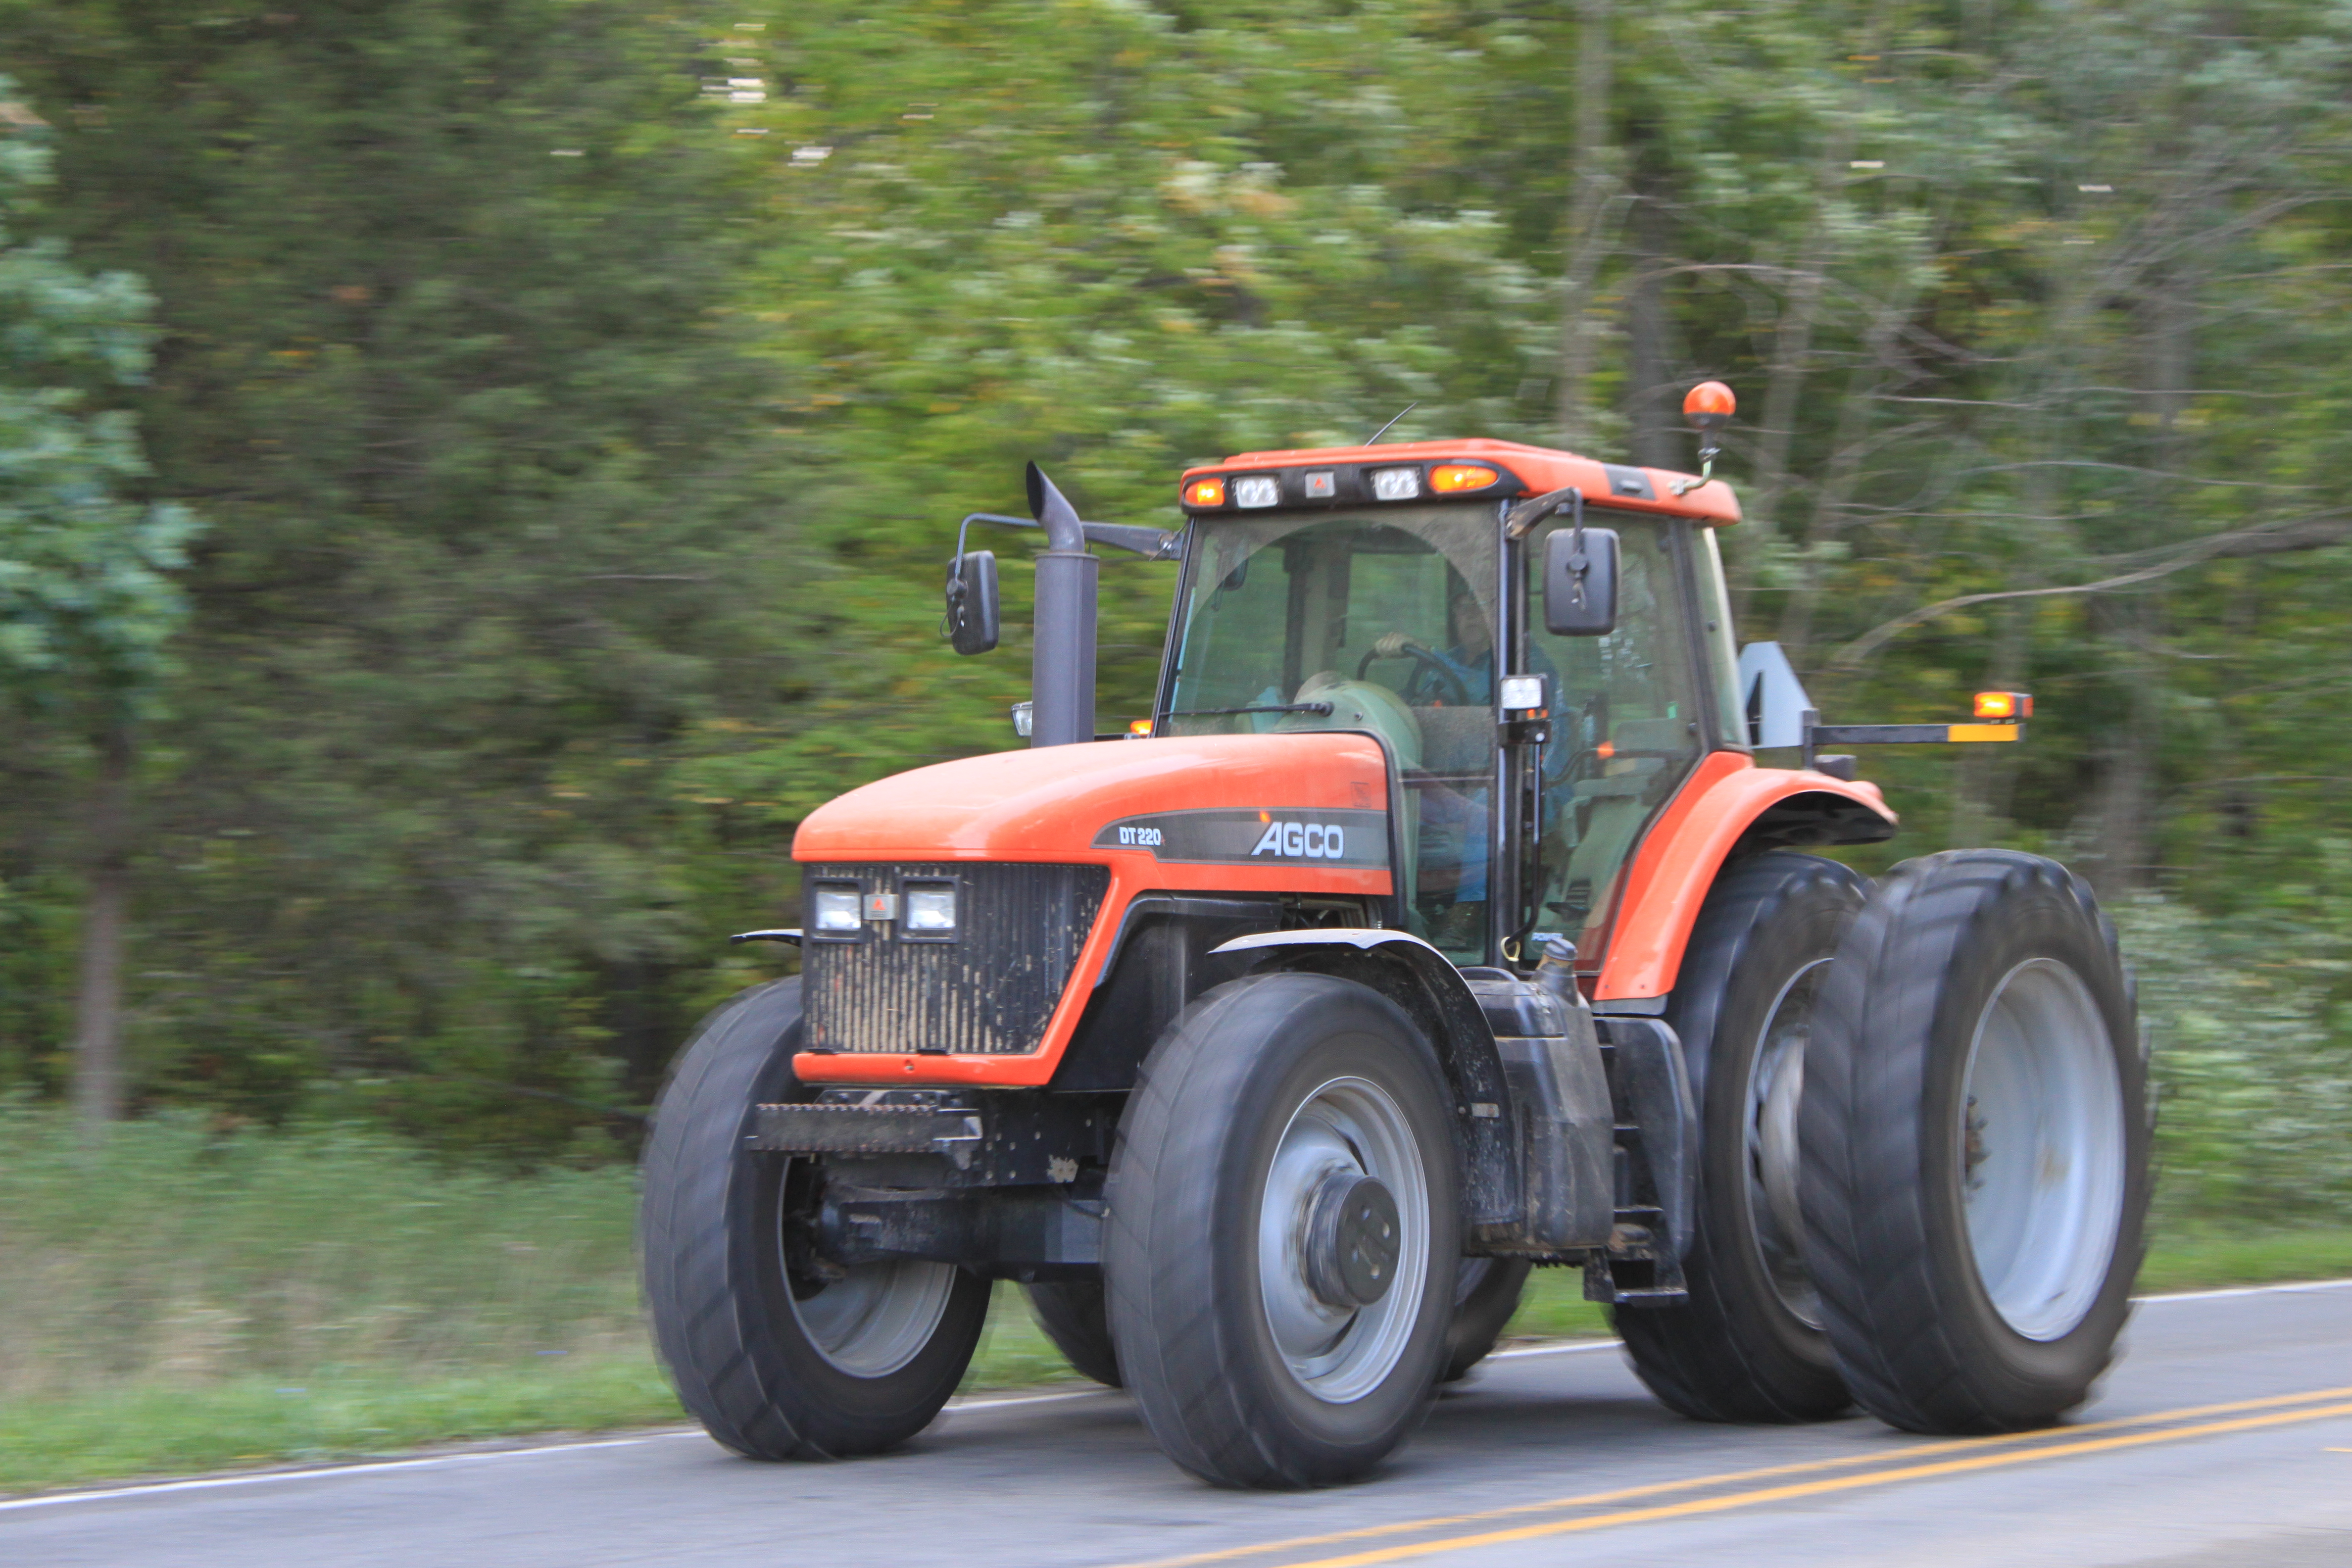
(0, 0), (2345, 1216)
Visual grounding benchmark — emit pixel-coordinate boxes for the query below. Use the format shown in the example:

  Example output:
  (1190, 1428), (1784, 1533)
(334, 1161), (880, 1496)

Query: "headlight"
(902, 883), (958, 933)
(811, 886), (863, 932)
(1370, 467), (1421, 501)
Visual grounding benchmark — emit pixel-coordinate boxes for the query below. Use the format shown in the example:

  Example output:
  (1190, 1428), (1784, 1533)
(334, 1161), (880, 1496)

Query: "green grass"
(1, 1105), (2347, 1497)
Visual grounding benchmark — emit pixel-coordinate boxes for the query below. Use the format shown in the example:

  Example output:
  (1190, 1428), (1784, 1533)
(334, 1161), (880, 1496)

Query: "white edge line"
(1488, 1338), (1623, 1361)
(7, 1276), (2345, 1515)
(0, 1437), (661, 1514)
(946, 1386), (1117, 1412)
(2137, 1276), (2352, 1305)
(0, 1390), (1119, 1516)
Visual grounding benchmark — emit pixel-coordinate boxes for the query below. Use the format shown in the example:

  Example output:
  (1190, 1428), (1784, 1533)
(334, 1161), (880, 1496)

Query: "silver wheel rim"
(1960, 959), (2126, 1342)
(1745, 958), (1825, 1328)
(1258, 1075), (1432, 1404)
(780, 1167), (958, 1376)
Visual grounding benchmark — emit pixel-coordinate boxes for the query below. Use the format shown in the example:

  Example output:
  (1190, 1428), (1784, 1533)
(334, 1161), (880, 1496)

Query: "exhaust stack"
(1025, 462), (1097, 748)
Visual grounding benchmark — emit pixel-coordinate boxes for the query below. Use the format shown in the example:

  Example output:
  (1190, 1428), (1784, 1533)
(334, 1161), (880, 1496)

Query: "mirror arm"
(1505, 485), (1582, 539)
(955, 512), (1182, 560)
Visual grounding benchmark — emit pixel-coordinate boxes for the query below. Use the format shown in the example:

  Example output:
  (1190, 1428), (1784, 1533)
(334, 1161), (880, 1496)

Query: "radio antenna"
(1363, 402), (1417, 445)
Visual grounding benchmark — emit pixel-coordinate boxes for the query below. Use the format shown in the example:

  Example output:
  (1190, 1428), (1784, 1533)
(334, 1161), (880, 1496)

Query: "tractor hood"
(793, 732), (1392, 864)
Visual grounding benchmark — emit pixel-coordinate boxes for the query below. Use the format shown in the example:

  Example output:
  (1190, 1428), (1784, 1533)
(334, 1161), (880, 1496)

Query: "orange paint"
(1682, 380), (1737, 420)
(792, 733), (1393, 1086)
(1180, 438), (1740, 525)
(1595, 755), (1896, 1001)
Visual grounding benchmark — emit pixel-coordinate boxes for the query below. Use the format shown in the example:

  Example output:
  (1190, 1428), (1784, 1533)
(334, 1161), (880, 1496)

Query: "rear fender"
(1598, 756), (1897, 1005)
(1208, 930), (1522, 1241)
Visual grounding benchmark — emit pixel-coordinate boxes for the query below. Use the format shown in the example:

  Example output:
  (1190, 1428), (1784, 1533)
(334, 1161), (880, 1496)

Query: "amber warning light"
(1430, 464), (1501, 493)
(1673, 381), (1738, 494)
(1973, 690), (2033, 721)
(1185, 477), (1226, 507)
(1683, 380), (1737, 425)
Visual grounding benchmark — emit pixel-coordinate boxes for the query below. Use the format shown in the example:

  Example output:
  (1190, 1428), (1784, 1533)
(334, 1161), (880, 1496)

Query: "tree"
(0, 6), (804, 1155)
(0, 86), (198, 1125)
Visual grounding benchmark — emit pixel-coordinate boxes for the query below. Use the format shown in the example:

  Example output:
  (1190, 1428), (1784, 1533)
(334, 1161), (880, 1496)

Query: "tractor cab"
(1159, 452), (1740, 972)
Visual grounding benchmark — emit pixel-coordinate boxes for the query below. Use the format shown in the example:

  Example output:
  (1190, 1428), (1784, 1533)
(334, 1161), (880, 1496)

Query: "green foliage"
(2120, 883), (2352, 1220)
(0, 1106), (644, 1398)
(0, 0), (2339, 1188)
(0, 5), (814, 1148)
(0, 94), (197, 721)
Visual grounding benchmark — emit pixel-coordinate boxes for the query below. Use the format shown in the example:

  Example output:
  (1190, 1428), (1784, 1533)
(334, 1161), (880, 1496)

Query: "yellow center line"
(1099, 1384), (2352, 1568)
(1265, 1401), (2352, 1568)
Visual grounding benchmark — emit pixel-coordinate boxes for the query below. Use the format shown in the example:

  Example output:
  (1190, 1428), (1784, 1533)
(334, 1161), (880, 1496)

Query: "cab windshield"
(1161, 504), (1708, 963)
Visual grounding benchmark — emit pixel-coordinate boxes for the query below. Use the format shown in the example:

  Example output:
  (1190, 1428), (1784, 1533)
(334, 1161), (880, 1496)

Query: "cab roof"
(1178, 437), (1740, 525)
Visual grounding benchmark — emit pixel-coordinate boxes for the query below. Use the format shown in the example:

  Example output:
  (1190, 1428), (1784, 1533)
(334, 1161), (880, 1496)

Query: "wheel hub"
(1305, 1172), (1401, 1308)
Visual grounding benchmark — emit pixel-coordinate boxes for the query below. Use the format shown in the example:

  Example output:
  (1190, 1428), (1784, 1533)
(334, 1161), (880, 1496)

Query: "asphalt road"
(9, 1279), (2351, 1568)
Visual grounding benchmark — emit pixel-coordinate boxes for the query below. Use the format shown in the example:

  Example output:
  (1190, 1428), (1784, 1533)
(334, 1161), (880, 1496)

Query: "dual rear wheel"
(1625, 849), (2147, 1435)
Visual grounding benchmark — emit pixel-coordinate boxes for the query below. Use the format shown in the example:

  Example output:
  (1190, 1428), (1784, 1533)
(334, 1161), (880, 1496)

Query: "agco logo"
(1250, 815), (1349, 860)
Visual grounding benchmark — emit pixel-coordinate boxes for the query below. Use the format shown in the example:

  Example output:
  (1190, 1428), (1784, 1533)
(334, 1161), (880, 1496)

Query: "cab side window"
(1523, 516), (1705, 959)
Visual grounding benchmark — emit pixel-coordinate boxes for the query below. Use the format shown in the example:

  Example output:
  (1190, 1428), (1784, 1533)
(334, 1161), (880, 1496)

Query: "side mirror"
(944, 549), (1000, 655)
(1542, 526), (1619, 637)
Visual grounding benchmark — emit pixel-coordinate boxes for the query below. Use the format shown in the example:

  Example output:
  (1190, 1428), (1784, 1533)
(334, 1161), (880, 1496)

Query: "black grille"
(800, 863), (1110, 1055)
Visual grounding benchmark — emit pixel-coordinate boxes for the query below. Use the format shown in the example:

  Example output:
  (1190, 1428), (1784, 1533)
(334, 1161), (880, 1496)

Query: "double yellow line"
(1104, 1384), (2352, 1568)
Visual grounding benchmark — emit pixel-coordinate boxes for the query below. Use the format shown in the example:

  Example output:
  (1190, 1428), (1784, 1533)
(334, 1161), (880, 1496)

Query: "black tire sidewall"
(1913, 879), (2148, 1408)
(1682, 857), (1859, 1379)
(1442, 1257), (1531, 1381)
(1024, 1279), (1123, 1387)
(1619, 853), (1861, 1421)
(1110, 973), (1462, 1487)
(641, 978), (989, 1459)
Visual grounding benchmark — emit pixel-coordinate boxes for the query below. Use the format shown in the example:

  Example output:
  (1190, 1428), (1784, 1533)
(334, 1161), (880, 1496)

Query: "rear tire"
(640, 979), (992, 1459)
(1618, 853), (1863, 1422)
(1107, 972), (1461, 1488)
(1025, 1280), (1122, 1387)
(1442, 1258), (1531, 1382)
(1801, 851), (2148, 1434)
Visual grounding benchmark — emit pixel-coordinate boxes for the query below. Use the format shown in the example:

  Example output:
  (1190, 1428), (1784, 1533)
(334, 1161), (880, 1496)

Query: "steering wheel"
(1356, 639), (1473, 707)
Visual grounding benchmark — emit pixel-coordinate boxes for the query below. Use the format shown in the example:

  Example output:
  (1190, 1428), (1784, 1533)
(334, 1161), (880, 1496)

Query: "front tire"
(1618, 853), (1863, 1422)
(1442, 1258), (1531, 1382)
(1107, 972), (1461, 1488)
(1801, 851), (2148, 1434)
(1025, 1280), (1122, 1387)
(640, 980), (992, 1459)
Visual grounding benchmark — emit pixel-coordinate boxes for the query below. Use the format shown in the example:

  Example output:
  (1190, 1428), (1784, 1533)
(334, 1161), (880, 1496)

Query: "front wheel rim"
(778, 1164), (959, 1376)
(1258, 1075), (1432, 1404)
(1959, 959), (2126, 1342)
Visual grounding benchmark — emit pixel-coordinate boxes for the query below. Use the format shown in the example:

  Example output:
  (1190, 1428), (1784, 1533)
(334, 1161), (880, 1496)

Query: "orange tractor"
(641, 387), (2147, 1488)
